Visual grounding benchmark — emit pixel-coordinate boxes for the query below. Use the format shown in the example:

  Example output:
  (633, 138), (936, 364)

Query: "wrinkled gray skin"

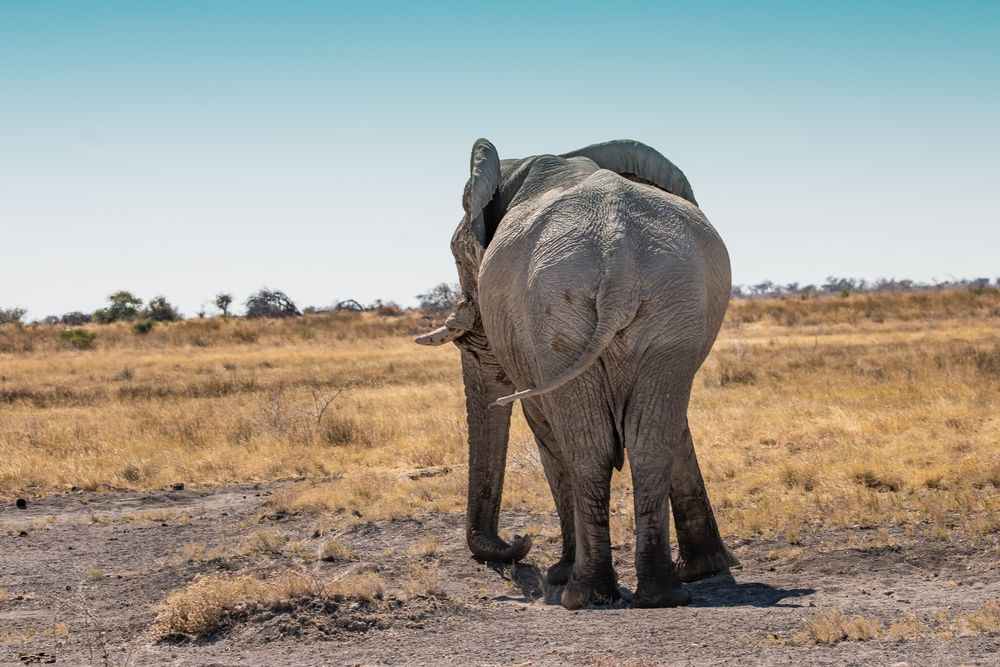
(417, 139), (738, 609)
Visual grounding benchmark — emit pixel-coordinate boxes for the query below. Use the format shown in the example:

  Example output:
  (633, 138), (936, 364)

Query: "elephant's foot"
(676, 542), (740, 582)
(633, 581), (691, 608)
(560, 571), (619, 610)
(545, 558), (574, 586)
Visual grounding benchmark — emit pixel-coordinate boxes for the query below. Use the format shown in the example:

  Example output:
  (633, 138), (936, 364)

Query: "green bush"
(133, 320), (155, 335)
(93, 291), (143, 323)
(146, 296), (181, 322)
(59, 329), (97, 350)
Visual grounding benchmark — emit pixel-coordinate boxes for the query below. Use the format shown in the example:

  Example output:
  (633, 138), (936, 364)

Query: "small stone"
(170, 482), (185, 491)
(18, 530), (28, 537)
(15, 498), (27, 510)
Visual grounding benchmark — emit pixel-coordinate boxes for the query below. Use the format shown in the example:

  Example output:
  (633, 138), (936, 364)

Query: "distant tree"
(145, 295), (181, 322)
(92, 291), (143, 324)
(372, 300), (404, 317)
(822, 276), (857, 295)
(60, 311), (92, 326)
(215, 292), (233, 317)
(417, 283), (461, 312)
(0, 307), (27, 325)
(245, 288), (300, 319)
(335, 300), (364, 312)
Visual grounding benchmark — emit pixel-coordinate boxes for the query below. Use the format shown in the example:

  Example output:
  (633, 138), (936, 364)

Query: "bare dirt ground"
(2, 483), (997, 666)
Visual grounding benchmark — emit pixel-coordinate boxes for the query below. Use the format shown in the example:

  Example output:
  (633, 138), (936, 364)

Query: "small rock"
(170, 482), (185, 491)
(15, 498), (27, 510)
(18, 530), (28, 537)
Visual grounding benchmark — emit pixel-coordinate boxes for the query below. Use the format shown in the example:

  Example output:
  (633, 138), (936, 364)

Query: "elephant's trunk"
(460, 345), (532, 562)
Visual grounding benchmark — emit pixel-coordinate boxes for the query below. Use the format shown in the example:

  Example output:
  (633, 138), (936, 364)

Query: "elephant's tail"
(492, 248), (637, 407)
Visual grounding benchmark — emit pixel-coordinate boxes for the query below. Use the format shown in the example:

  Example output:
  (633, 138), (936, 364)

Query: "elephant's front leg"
(522, 399), (575, 586)
(670, 423), (740, 582)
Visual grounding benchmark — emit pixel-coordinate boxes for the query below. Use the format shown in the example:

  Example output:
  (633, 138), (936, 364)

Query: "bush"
(416, 283), (460, 313)
(133, 320), (155, 335)
(59, 329), (97, 350)
(372, 300), (404, 317)
(0, 307), (27, 325)
(93, 291), (143, 324)
(53, 312), (92, 326)
(246, 288), (300, 319)
(145, 295), (181, 322)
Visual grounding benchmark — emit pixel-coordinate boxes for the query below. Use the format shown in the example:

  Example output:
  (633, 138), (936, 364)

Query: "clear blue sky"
(2, 1), (997, 318)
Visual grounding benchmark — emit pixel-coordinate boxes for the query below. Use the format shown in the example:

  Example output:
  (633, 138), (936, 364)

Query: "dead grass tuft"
(401, 560), (446, 599)
(796, 609), (881, 644)
(242, 528), (287, 555)
(319, 539), (357, 562)
(406, 534), (441, 559)
(785, 602), (1000, 645)
(152, 570), (386, 639)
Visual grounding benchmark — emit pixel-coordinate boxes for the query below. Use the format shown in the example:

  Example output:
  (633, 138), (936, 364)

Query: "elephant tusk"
(414, 325), (464, 346)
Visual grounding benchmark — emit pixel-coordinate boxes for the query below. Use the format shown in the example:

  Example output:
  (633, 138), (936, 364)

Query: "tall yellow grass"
(1, 291), (999, 539)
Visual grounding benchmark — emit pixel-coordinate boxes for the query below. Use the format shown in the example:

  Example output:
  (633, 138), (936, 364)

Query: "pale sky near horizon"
(1, 1), (998, 319)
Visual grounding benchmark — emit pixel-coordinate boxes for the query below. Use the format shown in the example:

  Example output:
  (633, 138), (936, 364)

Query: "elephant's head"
(415, 139), (532, 562)
(415, 138), (697, 563)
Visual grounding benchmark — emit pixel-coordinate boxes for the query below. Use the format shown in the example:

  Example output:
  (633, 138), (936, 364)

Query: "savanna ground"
(1, 290), (998, 665)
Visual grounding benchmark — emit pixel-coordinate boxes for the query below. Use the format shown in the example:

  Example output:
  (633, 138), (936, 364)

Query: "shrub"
(245, 288), (300, 319)
(93, 291), (143, 323)
(374, 300), (404, 317)
(145, 295), (181, 322)
(59, 329), (97, 350)
(417, 283), (461, 313)
(60, 311), (92, 326)
(718, 358), (757, 386)
(133, 320), (155, 335)
(0, 307), (27, 325)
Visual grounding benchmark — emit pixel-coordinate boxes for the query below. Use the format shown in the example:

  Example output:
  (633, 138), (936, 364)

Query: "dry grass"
(319, 539), (357, 562)
(1, 291), (999, 543)
(782, 601), (1000, 645)
(152, 570), (386, 639)
(401, 560), (446, 599)
(406, 534), (441, 559)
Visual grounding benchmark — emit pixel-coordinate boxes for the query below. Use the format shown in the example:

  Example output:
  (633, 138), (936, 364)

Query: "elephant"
(416, 138), (738, 609)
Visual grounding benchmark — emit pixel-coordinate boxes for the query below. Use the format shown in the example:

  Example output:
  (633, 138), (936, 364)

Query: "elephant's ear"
(561, 139), (698, 206)
(465, 138), (503, 247)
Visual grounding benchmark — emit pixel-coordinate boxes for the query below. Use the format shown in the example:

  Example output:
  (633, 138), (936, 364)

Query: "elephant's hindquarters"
(479, 172), (730, 403)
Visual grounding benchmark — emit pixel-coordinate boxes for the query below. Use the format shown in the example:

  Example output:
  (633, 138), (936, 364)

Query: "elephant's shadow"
(483, 561), (815, 609)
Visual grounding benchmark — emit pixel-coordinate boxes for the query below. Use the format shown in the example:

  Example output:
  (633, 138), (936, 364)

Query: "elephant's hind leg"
(670, 424), (740, 582)
(522, 399), (575, 586)
(625, 384), (691, 608)
(544, 388), (619, 610)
